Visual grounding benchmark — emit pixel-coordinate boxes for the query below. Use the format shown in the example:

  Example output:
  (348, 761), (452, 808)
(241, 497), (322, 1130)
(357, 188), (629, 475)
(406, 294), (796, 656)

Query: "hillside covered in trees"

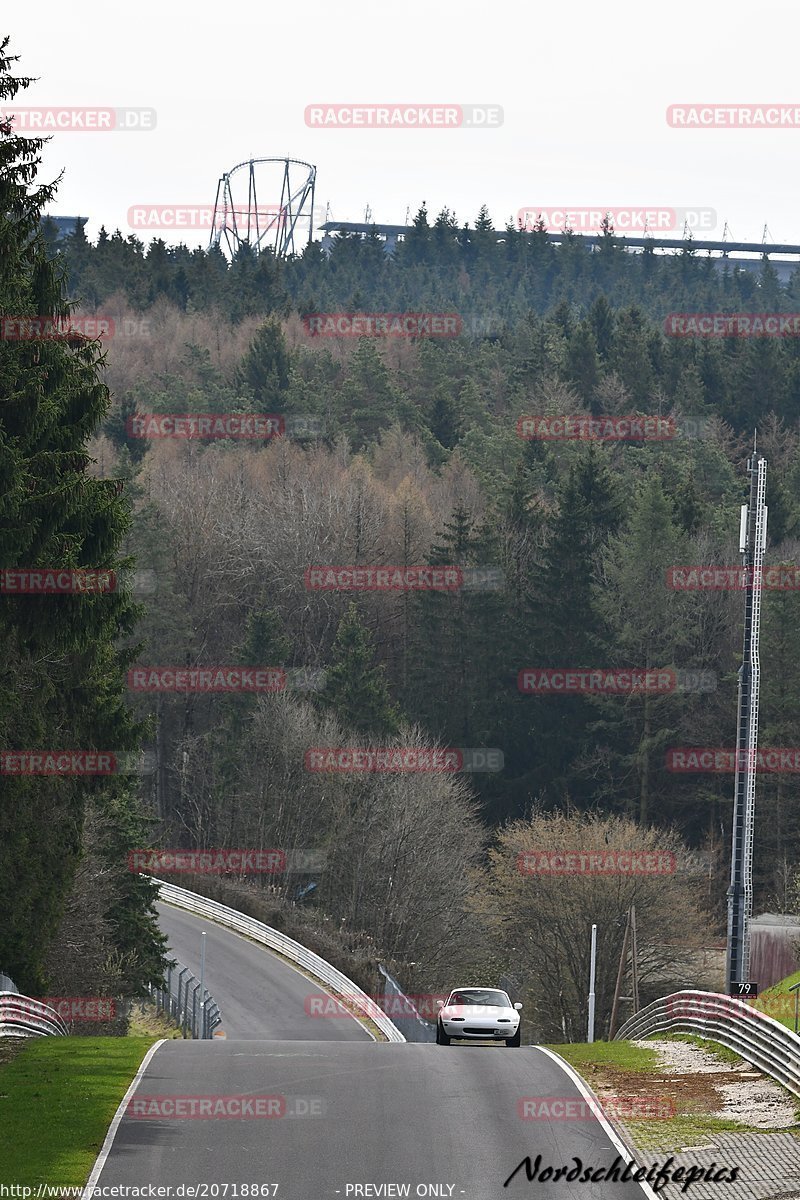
(6, 43), (800, 1033)
(70, 231), (800, 946)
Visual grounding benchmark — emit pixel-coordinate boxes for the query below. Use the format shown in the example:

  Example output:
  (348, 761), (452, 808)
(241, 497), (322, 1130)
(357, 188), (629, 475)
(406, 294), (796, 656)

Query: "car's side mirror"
(436, 999), (444, 1008)
(514, 1002), (522, 1011)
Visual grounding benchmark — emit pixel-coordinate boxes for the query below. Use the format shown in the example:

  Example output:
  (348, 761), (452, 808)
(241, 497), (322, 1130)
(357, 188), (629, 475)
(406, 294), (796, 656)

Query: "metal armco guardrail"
(616, 989), (800, 1100)
(378, 964), (435, 1042)
(151, 878), (406, 1042)
(0, 992), (68, 1038)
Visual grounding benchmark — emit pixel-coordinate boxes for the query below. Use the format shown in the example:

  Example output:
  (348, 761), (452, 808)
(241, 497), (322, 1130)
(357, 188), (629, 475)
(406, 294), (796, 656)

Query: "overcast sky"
(6, 2), (800, 250)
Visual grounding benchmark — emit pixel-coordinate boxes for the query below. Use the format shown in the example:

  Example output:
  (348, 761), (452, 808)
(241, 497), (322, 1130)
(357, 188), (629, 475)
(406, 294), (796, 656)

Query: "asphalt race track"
(92, 901), (654, 1199)
(156, 901), (371, 1042)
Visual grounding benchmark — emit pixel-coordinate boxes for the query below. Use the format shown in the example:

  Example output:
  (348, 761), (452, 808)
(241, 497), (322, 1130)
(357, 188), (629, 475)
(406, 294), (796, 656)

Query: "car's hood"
(441, 1004), (517, 1019)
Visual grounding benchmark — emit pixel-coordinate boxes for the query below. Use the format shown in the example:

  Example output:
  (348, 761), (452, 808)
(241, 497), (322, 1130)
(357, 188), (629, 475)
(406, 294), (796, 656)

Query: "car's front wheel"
(436, 1021), (451, 1045)
(506, 1028), (521, 1047)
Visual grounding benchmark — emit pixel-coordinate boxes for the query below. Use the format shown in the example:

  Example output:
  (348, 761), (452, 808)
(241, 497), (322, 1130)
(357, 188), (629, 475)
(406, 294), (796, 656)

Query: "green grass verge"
(544, 1039), (662, 1072)
(754, 968), (800, 1031)
(127, 1001), (184, 1039)
(547, 1037), (800, 1152)
(0, 1036), (158, 1186)
(627, 1114), (772, 1152)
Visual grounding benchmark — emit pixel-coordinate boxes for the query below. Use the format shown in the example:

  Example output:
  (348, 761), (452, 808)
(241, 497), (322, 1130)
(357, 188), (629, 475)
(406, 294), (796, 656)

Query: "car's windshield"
(448, 989), (510, 1007)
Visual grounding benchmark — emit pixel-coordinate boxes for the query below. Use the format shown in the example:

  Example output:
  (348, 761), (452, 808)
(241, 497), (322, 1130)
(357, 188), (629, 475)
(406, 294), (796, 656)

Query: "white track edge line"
(82, 1038), (166, 1197)
(537, 1045), (659, 1199)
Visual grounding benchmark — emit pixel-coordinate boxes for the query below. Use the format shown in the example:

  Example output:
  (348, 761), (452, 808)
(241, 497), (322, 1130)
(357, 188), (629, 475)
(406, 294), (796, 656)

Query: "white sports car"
(435, 987), (523, 1046)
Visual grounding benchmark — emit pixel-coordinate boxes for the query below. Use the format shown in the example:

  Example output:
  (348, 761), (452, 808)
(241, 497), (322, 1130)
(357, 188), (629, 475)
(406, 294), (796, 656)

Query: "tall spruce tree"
(235, 320), (291, 412)
(405, 503), (506, 753)
(336, 339), (398, 449)
(593, 477), (692, 824)
(520, 451), (620, 805)
(317, 603), (401, 736)
(0, 40), (164, 991)
(757, 574), (800, 903)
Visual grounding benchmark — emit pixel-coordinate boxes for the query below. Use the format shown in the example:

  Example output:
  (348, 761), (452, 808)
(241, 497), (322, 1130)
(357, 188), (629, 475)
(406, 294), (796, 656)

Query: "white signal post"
(587, 923), (597, 1043)
(199, 931), (207, 1038)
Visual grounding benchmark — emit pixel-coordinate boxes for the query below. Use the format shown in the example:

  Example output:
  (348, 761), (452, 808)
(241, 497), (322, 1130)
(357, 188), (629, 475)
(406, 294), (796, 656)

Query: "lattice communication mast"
(209, 158), (316, 258)
(726, 442), (768, 991)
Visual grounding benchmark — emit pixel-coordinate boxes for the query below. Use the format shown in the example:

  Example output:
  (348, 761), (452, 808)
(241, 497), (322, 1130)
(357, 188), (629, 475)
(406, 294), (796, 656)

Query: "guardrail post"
(207, 1002), (220, 1037)
(190, 981), (199, 1038)
(199, 931), (206, 1030)
(176, 967), (190, 1037)
(181, 980), (192, 1037)
(165, 965), (173, 1018)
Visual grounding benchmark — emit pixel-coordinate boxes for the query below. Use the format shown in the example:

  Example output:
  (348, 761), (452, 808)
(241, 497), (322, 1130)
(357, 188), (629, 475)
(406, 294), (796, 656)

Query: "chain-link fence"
(148, 958), (222, 1038)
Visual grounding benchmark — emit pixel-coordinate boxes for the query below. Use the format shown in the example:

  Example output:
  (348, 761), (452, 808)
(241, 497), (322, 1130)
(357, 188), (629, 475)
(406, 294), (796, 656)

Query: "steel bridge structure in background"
(318, 220), (800, 279)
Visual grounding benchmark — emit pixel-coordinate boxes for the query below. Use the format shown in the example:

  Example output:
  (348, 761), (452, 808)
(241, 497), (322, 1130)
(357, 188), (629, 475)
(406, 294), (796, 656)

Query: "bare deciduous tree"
(479, 810), (712, 1042)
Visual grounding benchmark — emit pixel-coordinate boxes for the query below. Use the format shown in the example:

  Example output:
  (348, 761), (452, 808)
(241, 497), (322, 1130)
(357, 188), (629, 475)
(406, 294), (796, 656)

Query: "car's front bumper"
(442, 1023), (518, 1039)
